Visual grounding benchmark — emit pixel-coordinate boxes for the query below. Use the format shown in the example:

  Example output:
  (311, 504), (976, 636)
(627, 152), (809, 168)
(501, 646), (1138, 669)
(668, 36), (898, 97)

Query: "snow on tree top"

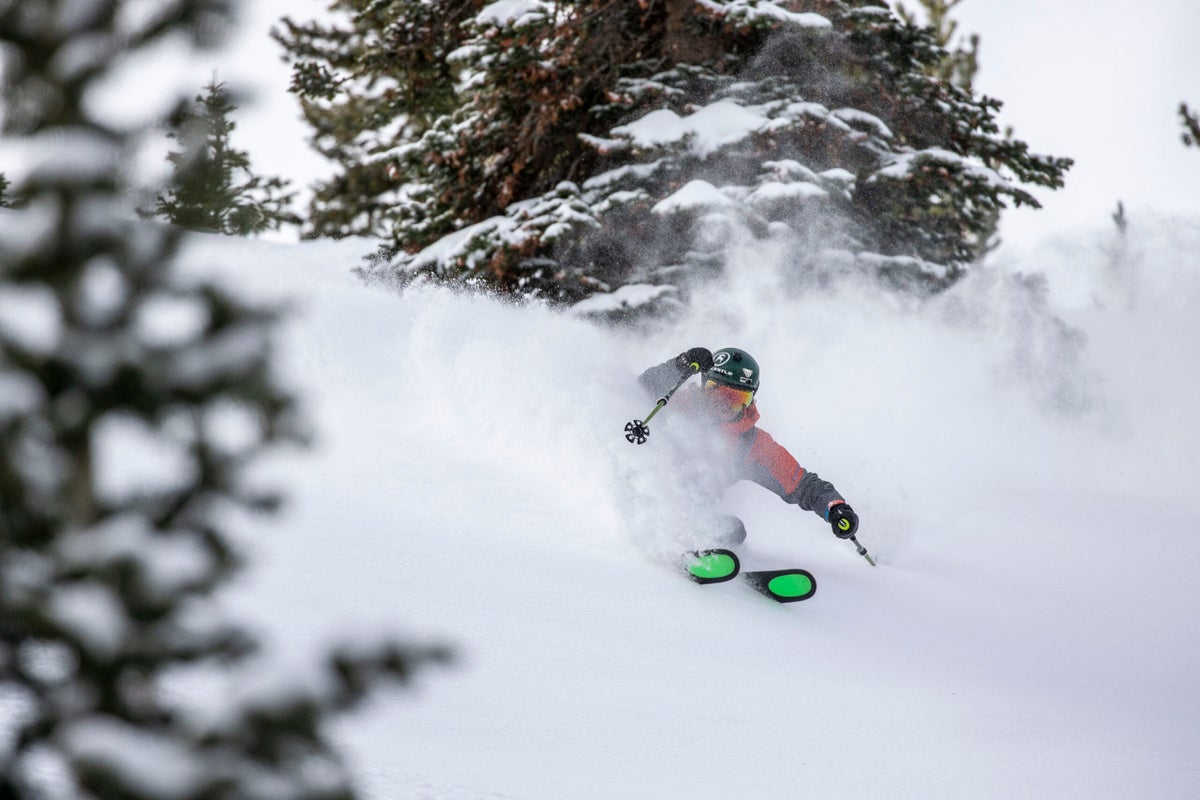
(763, 159), (821, 183)
(92, 413), (197, 503)
(612, 99), (771, 159)
(873, 147), (1008, 190)
(56, 514), (214, 602)
(45, 583), (129, 659)
(61, 716), (206, 800)
(652, 180), (737, 215)
(1, 129), (121, 185)
(405, 185), (602, 275)
(475, 0), (548, 28)
(602, 97), (891, 162)
(696, 0), (832, 29)
(831, 108), (894, 139)
(820, 168), (856, 184)
(0, 282), (61, 355)
(568, 283), (680, 317)
(582, 160), (665, 191)
(748, 180), (828, 207)
(0, 371), (42, 423)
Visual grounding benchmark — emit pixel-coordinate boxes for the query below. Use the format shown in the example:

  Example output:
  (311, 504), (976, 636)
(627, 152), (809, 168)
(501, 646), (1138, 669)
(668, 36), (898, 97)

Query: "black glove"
(827, 503), (859, 538)
(676, 347), (714, 373)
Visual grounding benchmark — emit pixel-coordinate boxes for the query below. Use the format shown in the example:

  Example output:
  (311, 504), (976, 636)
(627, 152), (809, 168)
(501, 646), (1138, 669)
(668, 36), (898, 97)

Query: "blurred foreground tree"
(0, 3), (448, 798)
(147, 78), (300, 235)
(1182, 102), (1200, 148)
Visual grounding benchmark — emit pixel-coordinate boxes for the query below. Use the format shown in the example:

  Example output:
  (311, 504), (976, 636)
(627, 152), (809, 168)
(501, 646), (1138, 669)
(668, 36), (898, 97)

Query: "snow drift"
(172, 211), (1200, 799)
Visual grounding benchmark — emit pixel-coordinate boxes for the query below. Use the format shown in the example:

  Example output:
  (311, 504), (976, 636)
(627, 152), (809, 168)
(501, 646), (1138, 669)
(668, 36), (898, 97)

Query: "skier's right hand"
(677, 347), (714, 373)
(827, 503), (859, 538)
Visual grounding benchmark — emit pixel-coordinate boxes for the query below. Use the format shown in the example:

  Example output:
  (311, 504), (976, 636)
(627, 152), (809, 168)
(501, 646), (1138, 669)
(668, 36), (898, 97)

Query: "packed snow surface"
(165, 217), (1200, 799)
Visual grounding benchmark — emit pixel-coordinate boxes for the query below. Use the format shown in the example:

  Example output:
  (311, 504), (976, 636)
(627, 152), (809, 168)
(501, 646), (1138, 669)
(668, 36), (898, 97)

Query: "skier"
(637, 346), (859, 546)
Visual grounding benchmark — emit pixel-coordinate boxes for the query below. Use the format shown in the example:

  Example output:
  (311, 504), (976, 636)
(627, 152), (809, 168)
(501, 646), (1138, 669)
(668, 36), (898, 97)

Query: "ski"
(741, 568), (817, 603)
(682, 550), (816, 603)
(682, 548), (741, 584)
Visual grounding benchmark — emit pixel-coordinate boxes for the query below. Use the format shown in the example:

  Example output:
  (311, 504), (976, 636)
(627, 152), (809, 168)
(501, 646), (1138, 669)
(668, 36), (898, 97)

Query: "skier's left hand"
(827, 502), (859, 538)
(677, 347), (714, 373)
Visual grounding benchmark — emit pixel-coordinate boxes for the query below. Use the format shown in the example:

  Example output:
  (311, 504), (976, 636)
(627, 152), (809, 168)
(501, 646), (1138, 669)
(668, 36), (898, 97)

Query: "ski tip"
(742, 568), (816, 603)
(682, 548), (741, 584)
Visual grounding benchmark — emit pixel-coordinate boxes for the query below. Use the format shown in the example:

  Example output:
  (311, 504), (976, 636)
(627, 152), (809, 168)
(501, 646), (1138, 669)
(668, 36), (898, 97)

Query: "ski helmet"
(705, 347), (760, 392)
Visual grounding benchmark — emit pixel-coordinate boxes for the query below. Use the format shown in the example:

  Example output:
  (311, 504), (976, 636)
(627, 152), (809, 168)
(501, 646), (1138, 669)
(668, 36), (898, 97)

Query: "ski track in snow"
(167, 220), (1200, 799)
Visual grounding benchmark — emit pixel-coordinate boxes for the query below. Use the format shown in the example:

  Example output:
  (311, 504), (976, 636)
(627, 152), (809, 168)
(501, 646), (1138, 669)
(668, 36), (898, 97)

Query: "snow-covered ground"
(175, 212), (1200, 799)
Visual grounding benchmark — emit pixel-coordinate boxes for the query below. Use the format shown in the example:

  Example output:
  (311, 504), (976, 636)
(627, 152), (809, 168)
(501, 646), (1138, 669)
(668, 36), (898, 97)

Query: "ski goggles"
(702, 379), (755, 412)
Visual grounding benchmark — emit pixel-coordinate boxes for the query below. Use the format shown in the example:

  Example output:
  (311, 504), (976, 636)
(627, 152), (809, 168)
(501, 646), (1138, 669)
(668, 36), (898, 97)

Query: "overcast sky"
(951, 0), (1200, 246)
(100, 0), (1200, 252)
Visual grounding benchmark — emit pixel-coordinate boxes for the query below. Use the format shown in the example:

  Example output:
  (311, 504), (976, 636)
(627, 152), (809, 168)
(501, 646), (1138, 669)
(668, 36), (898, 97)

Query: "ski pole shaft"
(624, 364), (700, 445)
(643, 365), (697, 421)
(849, 534), (876, 567)
(663, 364), (700, 404)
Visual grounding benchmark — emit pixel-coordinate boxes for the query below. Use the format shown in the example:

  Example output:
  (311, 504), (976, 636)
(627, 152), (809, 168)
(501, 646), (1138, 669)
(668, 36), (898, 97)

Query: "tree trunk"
(663, 0), (721, 65)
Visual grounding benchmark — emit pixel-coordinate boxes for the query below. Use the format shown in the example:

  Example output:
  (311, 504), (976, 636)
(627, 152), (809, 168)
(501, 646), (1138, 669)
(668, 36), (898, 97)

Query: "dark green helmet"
(705, 347), (760, 391)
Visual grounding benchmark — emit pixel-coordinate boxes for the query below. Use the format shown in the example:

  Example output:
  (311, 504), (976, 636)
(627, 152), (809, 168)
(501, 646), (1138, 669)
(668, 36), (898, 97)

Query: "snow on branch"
(696, 0), (832, 30)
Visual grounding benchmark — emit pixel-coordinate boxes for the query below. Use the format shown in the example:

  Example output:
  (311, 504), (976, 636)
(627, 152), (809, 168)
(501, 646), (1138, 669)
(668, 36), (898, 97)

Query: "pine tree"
(0, 172), (9, 207)
(894, 0), (979, 92)
(282, 0), (1071, 314)
(150, 78), (300, 235)
(273, 0), (477, 239)
(0, 4), (448, 799)
(894, 0), (1009, 258)
(1182, 103), (1200, 148)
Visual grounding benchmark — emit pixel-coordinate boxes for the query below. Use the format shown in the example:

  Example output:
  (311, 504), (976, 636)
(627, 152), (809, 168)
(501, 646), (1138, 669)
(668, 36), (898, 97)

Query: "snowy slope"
(176, 216), (1200, 800)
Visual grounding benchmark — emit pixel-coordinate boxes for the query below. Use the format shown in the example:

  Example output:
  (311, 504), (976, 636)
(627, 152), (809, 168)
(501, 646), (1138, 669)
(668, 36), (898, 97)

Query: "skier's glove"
(827, 502), (859, 539)
(677, 347), (714, 373)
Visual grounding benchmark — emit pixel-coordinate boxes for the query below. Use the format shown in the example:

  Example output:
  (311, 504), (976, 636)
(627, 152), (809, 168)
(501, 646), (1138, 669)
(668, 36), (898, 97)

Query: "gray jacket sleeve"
(782, 470), (844, 518)
(734, 427), (845, 520)
(637, 357), (689, 397)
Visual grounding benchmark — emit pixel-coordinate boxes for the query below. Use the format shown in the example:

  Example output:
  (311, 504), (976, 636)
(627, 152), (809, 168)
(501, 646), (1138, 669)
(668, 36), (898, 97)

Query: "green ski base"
(741, 568), (817, 603)
(683, 550), (816, 603)
(683, 548), (741, 584)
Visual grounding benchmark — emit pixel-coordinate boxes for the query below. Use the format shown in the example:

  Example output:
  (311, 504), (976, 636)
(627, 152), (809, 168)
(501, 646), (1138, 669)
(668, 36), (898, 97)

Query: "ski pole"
(624, 364), (700, 445)
(848, 534), (876, 567)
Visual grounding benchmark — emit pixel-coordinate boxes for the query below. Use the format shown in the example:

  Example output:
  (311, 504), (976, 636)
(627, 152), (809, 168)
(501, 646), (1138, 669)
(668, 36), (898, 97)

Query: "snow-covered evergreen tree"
(149, 79), (300, 235)
(282, 0), (1070, 316)
(0, 3), (448, 798)
(894, 0), (979, 92)
(892, 0), (1012, 259)
(273, 0), (477, 239)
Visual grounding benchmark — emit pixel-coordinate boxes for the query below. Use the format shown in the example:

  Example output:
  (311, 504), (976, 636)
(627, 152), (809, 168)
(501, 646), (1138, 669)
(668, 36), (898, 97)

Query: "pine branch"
(1182, 103), (1200, 149)
(149, 79), (298, 235)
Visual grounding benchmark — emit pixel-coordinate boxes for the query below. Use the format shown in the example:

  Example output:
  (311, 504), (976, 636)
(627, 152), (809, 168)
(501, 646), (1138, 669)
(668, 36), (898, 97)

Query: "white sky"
(101, 0), (1200, 251)
(949, 0), (1200, 245)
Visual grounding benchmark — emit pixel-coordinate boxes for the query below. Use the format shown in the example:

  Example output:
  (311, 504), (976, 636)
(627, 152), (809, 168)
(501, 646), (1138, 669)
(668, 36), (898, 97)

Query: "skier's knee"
(716, 515), (747, 546)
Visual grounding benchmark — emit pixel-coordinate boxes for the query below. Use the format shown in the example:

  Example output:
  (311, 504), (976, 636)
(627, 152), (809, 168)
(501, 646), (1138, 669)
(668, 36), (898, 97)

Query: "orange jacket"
(638, 359), (844, 518)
